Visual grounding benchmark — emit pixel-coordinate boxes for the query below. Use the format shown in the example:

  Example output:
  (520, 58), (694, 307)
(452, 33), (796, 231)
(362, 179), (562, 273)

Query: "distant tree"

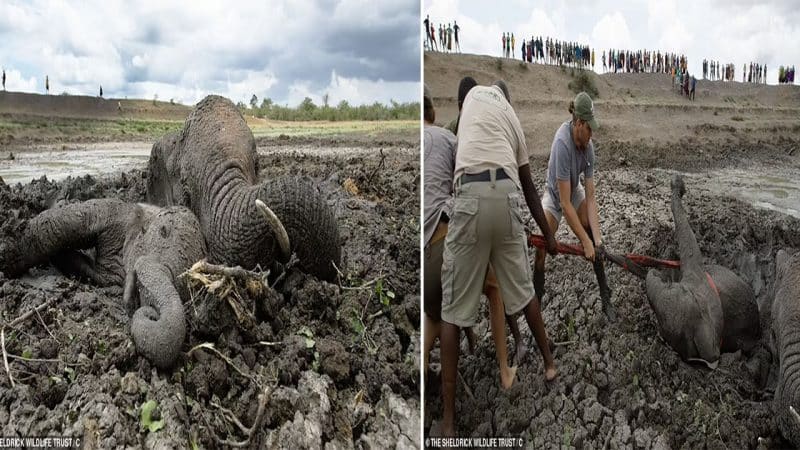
(300, 97), (316, 111)
(260, 97), (273, 110)
(322, 93), (330, 108)
(250, 94), (258, 110)
(153, 93), (158, 106)
(236, 101), (247, 112)
(60, 91), (69, 96)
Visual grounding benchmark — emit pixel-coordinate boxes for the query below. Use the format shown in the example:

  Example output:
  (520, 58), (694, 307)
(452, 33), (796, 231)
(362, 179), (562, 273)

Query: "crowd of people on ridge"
(424, 15), (461, 53)
(779, 66), (796, 84)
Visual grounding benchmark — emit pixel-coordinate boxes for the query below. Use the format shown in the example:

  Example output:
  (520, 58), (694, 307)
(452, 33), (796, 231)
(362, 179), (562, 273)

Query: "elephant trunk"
(128, 256), (186, 369)
(255, 177), (341, 282)
(203, 176), (340, 281)
(204, 181), (286, 270)
(776, 328), (800, 445)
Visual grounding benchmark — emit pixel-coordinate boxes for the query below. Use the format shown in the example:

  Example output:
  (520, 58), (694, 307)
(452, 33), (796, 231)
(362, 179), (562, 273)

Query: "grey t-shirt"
(546, 120), (595, 211)
(424, 125), (457, 245)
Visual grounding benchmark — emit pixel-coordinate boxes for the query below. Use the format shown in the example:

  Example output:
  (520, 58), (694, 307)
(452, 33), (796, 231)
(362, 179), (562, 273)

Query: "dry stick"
(601, 426), (614, 450)
(1, 328), (13, 388)
(553, 340), (578, 347)
(270, 253), (299, 289)
(4, 297), (58, 329)
(35, 309), (58, 342)
(214, 385), (272, 448)
(457, 370), (475, 402)
(364, 148), (386, 188)
(188, 261), (267, 283)
(7, 354), (78, 365)
(187, 343), (253, 382)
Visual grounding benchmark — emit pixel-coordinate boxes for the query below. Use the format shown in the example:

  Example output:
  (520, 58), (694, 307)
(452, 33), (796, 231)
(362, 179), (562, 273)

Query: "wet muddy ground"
(0, 137), (420, 448)
(425, 139), (800, 448)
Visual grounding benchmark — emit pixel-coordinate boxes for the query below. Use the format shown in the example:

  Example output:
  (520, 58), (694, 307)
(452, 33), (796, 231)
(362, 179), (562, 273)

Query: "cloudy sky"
(0, 0), (420, 106)
(424, 0), (800, 85)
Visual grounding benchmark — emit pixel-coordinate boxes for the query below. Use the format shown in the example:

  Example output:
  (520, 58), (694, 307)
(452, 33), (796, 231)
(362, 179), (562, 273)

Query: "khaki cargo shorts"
(542, 183), (585, 224)
(440, 178), (535, 327)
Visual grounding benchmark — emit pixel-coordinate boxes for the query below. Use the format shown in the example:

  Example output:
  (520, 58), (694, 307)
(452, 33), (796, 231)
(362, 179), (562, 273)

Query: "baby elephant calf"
(0, 199), (206, 368)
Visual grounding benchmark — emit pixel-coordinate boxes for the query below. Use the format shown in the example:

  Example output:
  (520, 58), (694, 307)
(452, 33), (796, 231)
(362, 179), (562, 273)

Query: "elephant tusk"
(255, 199), (290, 259)
(790, 406), (800, 426)
(687, 357), (719, 370)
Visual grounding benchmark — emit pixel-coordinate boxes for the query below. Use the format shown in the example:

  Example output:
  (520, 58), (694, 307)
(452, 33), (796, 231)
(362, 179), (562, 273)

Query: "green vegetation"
(140, 400), (165, 433)
(568, 70), (600, 99)
(0, 116), (182, 141)
(243, 97), (419, 122)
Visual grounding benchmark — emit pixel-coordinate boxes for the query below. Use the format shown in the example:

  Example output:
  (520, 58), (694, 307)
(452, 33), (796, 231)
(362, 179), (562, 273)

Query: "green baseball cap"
(574, 92), (598, 131)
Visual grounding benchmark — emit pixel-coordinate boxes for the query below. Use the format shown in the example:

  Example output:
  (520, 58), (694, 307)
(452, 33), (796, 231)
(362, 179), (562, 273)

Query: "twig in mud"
(457, 370), (475, 402)
(1, 328), (14, 388)
(184, 260), (268, 285)
(364, 148), (387, 189)
(601, 426), (614, 450)
(187, 343), (254, 382)
(367, 310), (385, 322)
(35, 309), (58, 342)
(213, 385), (272, 448)
(4, 297), (57, 329)
(332, 261), (345, 288)
(257, 341), (285, 347)
(553, 340), (578, 347)
(340, 277), (380, 291)
(270, 253), (299, 289)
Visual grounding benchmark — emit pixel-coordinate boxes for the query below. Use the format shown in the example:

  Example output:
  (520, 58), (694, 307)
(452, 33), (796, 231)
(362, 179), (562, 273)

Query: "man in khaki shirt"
(438, 81), (558, 436)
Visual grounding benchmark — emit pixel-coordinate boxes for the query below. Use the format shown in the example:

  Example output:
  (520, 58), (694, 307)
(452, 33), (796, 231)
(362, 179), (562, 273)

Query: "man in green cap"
(533, 91), (616, 320)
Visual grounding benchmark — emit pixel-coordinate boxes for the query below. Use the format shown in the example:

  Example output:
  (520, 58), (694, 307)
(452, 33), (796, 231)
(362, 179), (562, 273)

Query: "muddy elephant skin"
(0, 199), (205, 369)
(645, 175), (760, 368)
(146, 95), (341, 281)
(771, 249), (800, 445)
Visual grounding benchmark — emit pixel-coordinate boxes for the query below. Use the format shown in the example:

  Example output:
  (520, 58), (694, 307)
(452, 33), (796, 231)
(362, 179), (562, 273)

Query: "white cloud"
(0, 0), (419, 104)
(591, 12), (633, 50)
(1, 69), (37, 93)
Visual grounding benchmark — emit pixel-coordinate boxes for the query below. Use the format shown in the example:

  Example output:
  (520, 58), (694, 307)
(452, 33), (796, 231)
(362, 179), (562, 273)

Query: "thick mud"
(0, 138), (420, 448)
(425, 144), (800, 448)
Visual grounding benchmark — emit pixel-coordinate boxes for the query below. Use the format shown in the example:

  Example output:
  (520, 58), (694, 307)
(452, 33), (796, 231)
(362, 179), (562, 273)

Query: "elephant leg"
(670, 175), (704, 278)
(1, 199), (128, 282)
(129, 255), (186, 369)
(51, 250), (96, 281)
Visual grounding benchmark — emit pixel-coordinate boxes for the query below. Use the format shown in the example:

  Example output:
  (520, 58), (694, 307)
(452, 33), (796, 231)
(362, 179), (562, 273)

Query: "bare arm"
(558, 179), (592, 247)
(519, 164), (556, 254)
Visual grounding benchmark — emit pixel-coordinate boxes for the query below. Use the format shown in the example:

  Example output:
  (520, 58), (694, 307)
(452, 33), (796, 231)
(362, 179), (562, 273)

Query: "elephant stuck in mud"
(0, 199), (205, 369)
(770, 249), (800, 445)
(621, 175), (761, 368)
(146, 95), (341, 281)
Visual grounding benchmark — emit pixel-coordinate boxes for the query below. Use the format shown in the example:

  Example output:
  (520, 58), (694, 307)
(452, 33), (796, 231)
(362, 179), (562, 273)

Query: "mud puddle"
(0, 142), (152, 184)
(258, 144), (418, 158)
(655, 167), (800, 219)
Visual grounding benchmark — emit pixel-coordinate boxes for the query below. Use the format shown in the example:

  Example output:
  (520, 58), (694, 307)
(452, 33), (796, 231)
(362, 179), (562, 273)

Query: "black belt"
(460, 168), (511, 184)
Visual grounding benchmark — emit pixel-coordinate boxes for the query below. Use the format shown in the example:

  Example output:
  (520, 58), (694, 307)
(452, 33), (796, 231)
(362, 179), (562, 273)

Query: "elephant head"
(122, 205), (206, 368)
(2, 199), (206, 369)
(771, 249), (800, 444)
(147, 95), (341, 281)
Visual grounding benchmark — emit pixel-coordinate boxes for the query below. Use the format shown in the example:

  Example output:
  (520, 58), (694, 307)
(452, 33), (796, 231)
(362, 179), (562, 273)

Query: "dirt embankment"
(0, 91), (191, 121)
(424, 51), (800, 447)
(0, 136), (421, 448)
